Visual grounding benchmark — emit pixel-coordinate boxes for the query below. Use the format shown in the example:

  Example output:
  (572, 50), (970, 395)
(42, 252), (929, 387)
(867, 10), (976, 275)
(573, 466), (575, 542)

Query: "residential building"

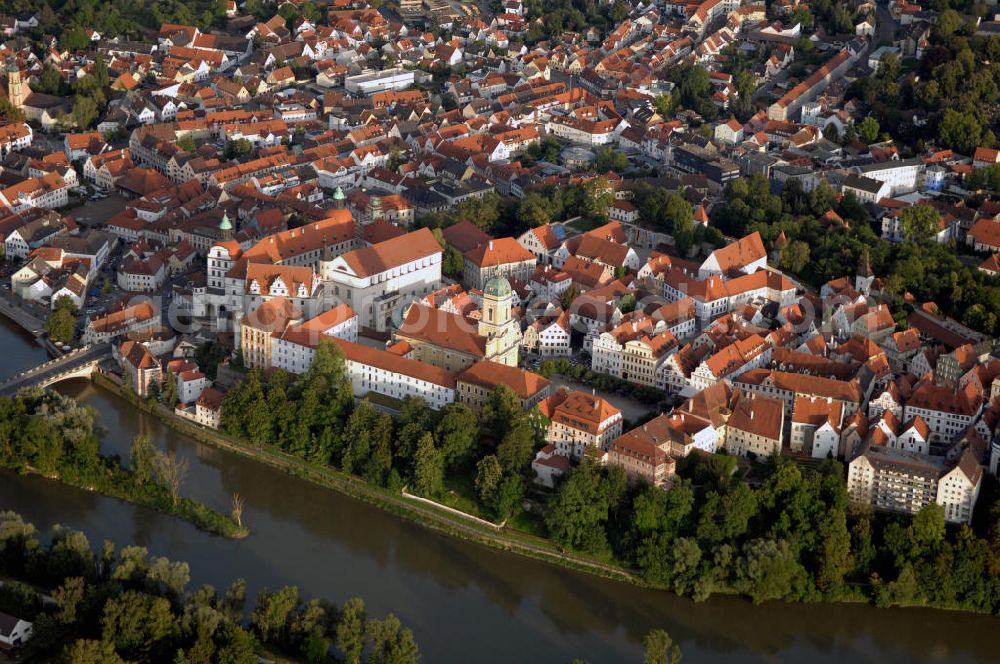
(540, 389), (623, 460)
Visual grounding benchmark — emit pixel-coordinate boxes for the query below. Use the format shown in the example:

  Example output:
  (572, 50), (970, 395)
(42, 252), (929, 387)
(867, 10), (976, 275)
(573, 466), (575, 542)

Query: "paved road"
(875, 2), (896, 44)
(0, 288), (46, 335)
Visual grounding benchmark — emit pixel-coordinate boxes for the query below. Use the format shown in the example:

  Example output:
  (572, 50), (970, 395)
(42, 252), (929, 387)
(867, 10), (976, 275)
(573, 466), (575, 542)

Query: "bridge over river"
(0, 343), (112, 396)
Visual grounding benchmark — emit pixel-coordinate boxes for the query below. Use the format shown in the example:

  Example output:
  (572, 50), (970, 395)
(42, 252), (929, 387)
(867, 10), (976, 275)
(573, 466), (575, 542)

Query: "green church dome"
(484, 276), (512, 298)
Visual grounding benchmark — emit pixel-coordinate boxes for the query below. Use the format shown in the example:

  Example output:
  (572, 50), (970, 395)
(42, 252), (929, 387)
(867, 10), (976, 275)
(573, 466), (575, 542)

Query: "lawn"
(566, 216), (606, 233)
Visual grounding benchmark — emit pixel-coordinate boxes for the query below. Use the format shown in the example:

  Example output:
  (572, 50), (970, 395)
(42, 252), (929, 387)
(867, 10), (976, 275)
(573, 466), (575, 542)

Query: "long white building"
(320, 227), (442, 331)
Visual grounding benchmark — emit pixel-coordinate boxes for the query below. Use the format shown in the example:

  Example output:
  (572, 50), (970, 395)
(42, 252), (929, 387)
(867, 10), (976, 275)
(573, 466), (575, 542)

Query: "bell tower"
(479, 276), (520, 366)
(6, 57), (27, 110)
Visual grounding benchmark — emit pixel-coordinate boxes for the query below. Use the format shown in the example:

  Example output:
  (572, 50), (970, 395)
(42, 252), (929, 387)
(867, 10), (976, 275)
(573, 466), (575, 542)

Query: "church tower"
(479, 276), (520, 367)
(6, 57), (27, 110)
(855, 248), (874, 297)
(219, 212), (233, 241)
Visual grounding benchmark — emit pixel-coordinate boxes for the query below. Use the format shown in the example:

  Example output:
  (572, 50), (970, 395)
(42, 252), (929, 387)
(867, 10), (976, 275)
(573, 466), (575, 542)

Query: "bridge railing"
(0, 344), (110, 390)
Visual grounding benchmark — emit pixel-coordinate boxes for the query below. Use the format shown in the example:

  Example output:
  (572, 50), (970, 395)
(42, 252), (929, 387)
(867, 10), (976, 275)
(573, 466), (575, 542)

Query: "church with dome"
(392, 275), (521, 371)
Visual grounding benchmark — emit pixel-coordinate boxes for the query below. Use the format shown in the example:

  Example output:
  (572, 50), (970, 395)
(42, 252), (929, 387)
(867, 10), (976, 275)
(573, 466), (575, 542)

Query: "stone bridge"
(0, 343), (113, 396)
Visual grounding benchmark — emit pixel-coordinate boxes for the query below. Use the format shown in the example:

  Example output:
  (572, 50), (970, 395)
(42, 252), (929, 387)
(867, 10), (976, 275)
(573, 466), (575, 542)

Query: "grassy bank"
(6, 377), (247, 540)
(10, 461), (248, 540)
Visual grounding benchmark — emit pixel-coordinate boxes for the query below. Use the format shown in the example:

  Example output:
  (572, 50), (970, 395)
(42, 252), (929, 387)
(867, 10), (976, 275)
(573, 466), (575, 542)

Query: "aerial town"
(0, 0), (999, 659)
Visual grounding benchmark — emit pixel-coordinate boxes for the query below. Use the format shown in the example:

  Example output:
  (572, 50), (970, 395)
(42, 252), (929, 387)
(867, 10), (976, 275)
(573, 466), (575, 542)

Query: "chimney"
(488, 240), (494, 250)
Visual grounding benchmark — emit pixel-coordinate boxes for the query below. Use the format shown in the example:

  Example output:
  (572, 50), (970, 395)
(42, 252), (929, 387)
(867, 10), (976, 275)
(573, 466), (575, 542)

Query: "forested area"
(849, 16), (999, 153)
(711, 174), (1000, 336)
(1, 0), (243, 40)
(521, 0), (630, 44)
(0, 389), (244, 537)
(0, 511), (420, 663)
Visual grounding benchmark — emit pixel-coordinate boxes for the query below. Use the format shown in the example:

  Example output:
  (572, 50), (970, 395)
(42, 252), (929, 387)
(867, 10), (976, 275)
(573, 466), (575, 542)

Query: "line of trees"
(0, 510), (419, 663)
(0, 388), (244, 537)
(221, 341), (546, 524)
(414, 178), (614, 237)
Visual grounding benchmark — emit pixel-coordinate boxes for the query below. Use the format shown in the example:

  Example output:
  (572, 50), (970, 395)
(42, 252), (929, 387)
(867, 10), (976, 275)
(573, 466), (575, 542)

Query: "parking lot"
(68, 193), (128, 228)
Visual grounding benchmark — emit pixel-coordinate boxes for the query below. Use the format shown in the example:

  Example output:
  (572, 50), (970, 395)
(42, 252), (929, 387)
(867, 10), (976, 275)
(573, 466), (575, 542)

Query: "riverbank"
(88, 373), (1000, 620)
(0, 382), (247, 540)
(7, 462), (249, 540)
(92, 372), (644, 587)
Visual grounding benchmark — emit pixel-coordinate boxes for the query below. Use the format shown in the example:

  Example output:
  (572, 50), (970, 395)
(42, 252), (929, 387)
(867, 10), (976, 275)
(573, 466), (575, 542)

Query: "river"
(0, 318), (997, 663)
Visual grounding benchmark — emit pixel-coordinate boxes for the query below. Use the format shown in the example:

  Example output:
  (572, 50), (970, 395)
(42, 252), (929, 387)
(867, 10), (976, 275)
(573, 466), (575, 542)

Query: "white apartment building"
(848, 444), (982, 524)
(268, 305), (359, 375)
(342, 340), (457, 410)
(856, 157), (925, 196)
(523, 314), (572, 357)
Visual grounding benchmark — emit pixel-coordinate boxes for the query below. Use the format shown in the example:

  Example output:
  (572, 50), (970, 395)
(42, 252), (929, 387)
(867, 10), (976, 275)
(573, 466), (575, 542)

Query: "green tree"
(935, 8), (961, 38)
(61, 29), (92, 51)
(643, 628), (682, 664)
(938, 109), (985, 156)
(899, 204), (941, 244)
(858, 116), (880, 144)
(545, 461), (611, 553)
(475, 454), (503, 504)
(876, 563), (922, 607)
(736, 538), (808, 604)
(101, 590), (177, 659)
(72, 94), (99, 129)
(53, 576), (85, 625)
(161, 371), (178, 407)
(910, 503), (946, 552)
(493, 474), (525, 521)
(412, 432), (443, 497)
(225, 138), (253, 159)
(815, 509), (853, 591)
(251, 586), (299, 644)
(779, 241), (810, 273)
(366, 614), (420, 664)
(496, 416), (535, 474)
(336, 597), (366, 664)
(47, 296), (78, 343)
(456, 192), (501, 232)
(593, 147), (629, 174)
(129, 434), (156, 484)
(435, 403), (478, 470)
(63, 639), (129, 664)
(517, 191), (554, 227)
